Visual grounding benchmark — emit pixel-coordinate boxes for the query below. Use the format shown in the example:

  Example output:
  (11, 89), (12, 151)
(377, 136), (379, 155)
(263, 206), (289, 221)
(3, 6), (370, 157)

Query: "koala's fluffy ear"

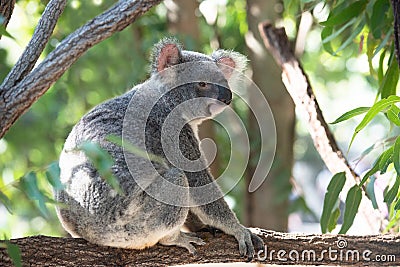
(151, 38), (183, 74)
(212, 50), (248, 79)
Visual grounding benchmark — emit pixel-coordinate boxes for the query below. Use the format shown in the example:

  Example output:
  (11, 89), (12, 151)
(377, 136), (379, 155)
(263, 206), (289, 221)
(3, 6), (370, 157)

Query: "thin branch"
(391, 0), (400, 68)
(0, 0), (162, 138)
(0, 230), (399, 266)
(0, 0), (16, 40)
(258, 22), (383, 233)
(0, 0), (67, 90)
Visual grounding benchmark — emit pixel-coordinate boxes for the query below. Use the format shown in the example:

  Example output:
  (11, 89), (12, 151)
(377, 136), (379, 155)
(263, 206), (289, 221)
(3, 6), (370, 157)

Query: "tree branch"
(0, 0), (16, 40)
(0, 0), (162, 139)
(0, 0), (67, 90)
(258, 22), (383, 233)
(0, 230), (399, 266)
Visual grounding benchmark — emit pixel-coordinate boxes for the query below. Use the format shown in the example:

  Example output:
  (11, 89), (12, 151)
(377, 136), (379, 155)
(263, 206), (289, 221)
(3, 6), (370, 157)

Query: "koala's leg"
(186, 171), (264, 259)
(159, 229), (205, 254)
(145, 167), (205, 253)
(184, 210), (206, 232)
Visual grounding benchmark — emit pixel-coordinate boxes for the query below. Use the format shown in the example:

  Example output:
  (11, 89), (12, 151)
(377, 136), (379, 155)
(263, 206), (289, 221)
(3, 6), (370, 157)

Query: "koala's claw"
(235, 227), (264, 261)
(159, 231), (205, 255)
(251, 232), (265, 252)
(196, 226), (221, 236)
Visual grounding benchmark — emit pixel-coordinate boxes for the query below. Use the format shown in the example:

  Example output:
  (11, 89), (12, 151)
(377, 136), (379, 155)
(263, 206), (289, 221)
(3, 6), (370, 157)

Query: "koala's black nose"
(218, 85), (232, 105)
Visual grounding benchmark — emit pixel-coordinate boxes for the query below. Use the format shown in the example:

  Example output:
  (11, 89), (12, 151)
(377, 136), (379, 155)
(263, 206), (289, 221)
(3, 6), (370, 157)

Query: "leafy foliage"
(302, 0), (400, 233)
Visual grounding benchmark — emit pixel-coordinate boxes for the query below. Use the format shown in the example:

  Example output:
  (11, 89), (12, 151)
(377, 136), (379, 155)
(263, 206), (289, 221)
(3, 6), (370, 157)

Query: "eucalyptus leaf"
(339, 185), (362, 234)
(320, 0), (367, 26)
(373, 28), (393, 57)
(327, 207), (341, 232)
(78, 141), (124, 195)
(370, 0), (390, 39)
(0, 25), (15, 40)
(45, 162), (63, 190)
(17, 172), (49, 217)
(393, 136), (400, 176)
(366, 176), (378, 209)
(331, 107), (370, 124)
(320, 172), (346, 233)
(0, 190), (13, 214)
(378, 146), (393, 174)
(333, 18), (365, 55)
(379, 56), (400, 99)
(384, 176), (400, 205)
(387, 104), (400, 126)
(5, 241), (22, 267)
(349, 96), (400, 150)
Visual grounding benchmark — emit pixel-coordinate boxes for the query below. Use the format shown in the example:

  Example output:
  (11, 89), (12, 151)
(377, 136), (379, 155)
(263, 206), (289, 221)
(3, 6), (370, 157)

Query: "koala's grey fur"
(55, 38), (263, 258)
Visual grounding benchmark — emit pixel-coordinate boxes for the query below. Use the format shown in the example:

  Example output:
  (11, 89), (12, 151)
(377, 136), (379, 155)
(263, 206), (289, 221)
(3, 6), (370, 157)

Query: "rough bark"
(1, 230), (399, 266)
(0, 0), (162, 139)
(1, 0), (67, 91)
(0, 0), (16, 40)
(245, 0), (295, 231)
(258, 22), (383, 233)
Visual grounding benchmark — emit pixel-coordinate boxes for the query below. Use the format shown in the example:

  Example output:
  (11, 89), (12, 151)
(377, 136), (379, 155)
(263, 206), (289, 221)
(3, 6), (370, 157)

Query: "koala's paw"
(159, 231), (205, 255)
(234, 227), (264, 261)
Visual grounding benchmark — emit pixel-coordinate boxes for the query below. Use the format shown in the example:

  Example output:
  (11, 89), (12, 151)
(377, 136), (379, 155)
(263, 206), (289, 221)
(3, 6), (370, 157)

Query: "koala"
(55, 38), (264, 260)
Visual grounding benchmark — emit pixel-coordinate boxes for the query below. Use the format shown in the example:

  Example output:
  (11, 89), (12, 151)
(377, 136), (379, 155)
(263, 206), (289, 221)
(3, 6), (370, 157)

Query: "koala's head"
(149, 38), (247, 123)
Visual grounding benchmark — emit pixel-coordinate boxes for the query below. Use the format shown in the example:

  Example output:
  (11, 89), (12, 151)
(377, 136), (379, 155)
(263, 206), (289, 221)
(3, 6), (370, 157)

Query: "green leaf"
(367, 37), (378, 77)
(0, 190), (13, 214)
(334, 18), (365, 54)
(378, 146), (393, 174)
(320, 172), (346, 233)
(387, 104), (400, 126)
(327, 207), (341, 232)
(107, 135), (166, 165)
(378, 49), (386, 82)
(339, 185), (362, 234)
(394, 136), (400, 176)
(45, 162), (63, 190)
(330, 107), (370, 124)
(17, 172), (50, 217)
(5, 241), (22, 267)
(349, 96), (400, 150)
(0, 25), (15, 40)
(321, 18), (357, 44)
(373, 28), (393, 57)
(320, 0), (367, 26)
(366, 176), (378, 209)
(360, 157), (380, 185)
(370, 0), (390, 39)
(394, 197), (400, 210)
(384, 176), (400, 205)
(321, 26), (335, 55)
(379, 56), (400, 99)
(79, 141), (124, 195)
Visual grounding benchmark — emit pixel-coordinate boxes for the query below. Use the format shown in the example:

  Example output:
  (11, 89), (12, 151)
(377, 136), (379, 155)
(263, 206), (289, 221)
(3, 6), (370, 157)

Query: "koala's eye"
(198, 82), (207, 89)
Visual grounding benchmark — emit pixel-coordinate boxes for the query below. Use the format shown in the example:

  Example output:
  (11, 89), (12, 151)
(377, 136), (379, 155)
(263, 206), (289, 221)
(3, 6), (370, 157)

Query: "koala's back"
(57, 89), (137, 235)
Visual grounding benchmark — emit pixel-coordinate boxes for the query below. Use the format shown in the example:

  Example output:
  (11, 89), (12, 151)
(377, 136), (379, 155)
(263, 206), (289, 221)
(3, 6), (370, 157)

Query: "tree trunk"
(1, 230), (399, 266)
(245, 0), (295, 231)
